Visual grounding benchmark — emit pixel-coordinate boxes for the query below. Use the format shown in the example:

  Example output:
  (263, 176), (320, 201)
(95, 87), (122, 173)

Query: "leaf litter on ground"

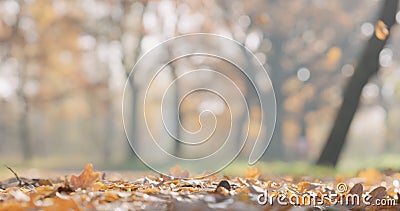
(0, 163), (399, 210)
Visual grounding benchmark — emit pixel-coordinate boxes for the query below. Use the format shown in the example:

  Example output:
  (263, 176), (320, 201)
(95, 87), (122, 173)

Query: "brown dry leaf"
(169, 165), (189, 178)
(70, 163), (101, 189)
(375, 20), (389, 40)
(297, 182), (312, 192)
(35, 185), (56, 196)
(237, 192), (251, 202)
(346, 183), (363, 209)
(235, 187), (250, 194)
(103, 191), (120, 202)
(142, 187), (160, 194)
(214, 180), (231, 196)
(41, 197), (81, 211)
(216, 180), (231, 191)
(349, 183), (363, 196)
(244, 167), (260, 180)
(8, 189), (30, 202)
(367, 186), (387, 205)
(0, 203), (31, 211)
(358, 168), (383, 186)
(236, 177), (247, 186)
(215, 187), (230, 196)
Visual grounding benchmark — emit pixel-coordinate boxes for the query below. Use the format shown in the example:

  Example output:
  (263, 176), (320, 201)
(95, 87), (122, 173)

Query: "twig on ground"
(5, 165), (22, 187)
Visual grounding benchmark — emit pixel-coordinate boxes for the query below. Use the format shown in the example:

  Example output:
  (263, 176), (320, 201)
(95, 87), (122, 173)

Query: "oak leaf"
(70, 163), (101, 189)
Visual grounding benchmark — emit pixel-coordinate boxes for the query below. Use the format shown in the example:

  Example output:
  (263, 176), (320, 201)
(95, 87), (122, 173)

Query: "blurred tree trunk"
(234, 107), (247, 155)
(18, 98), (32, 161)
(17, 66), (32, 161)
(233, 46), (258, 156)
(217, 0), (285, 160)
(167, 10), (183, 157)
(170, 67), (183, 156)
(127, 73), (139, 160)
(103, 94), (114, 164)
(5, 0), (33, 161)
(317, 0), (398, 166)
(121, 0), (148, 161)
(263, 38), (285, 160)
(124, 71), (141, 163)
(233, 37), (286, 161)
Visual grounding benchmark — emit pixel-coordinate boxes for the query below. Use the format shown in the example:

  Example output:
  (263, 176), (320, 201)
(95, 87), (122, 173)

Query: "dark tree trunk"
(316, 0), (398, 166)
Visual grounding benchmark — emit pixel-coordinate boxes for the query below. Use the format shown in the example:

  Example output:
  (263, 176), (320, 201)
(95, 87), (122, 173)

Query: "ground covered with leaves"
(0, 164), (399, 210)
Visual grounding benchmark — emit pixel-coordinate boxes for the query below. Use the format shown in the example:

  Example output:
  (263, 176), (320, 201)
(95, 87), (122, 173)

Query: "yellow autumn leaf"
(375, 20), (389, 40)
(325, 46), (342, 69)
(244, 167), (260, 180)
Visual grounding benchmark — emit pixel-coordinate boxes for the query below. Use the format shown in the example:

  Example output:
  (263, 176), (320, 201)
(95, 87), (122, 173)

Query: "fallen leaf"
(215, 180), (231, 191)
(297, 182), (311, 192)
(103, 191), (120, 202)
(70, 163), (101, 189)
(345, 183), (363, 209)
(235, 187), (250, 194)
(0, 203), (31, 211)
(215, 180), (231, 196)
(244, 167), (260, 180)
(236, 177), (247, 186)
(33, 179), (52, 186)
(41, 197), (81, 211)
(9, 189), (30, 202)
(367, 186), (387, 206)
(349, 183), (363, 196)
(169, 165), (189, 178)
(358, 168), (382, 186)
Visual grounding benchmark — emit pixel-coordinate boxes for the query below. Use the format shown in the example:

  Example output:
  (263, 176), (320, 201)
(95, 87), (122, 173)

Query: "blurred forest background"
(1, 0), (400, 172)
